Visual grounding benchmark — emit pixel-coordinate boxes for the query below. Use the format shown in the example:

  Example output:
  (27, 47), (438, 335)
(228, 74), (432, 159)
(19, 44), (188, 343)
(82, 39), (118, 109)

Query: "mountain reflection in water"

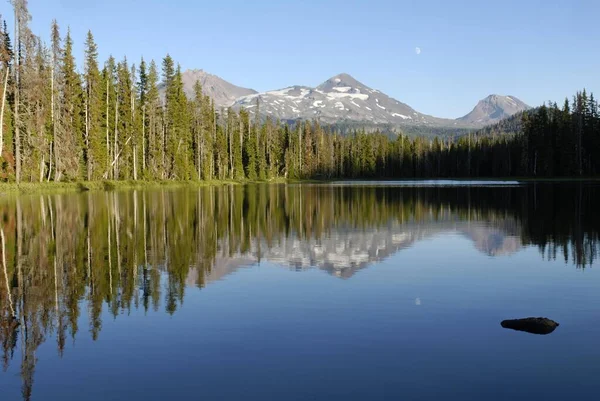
(1, 182), (599, 400)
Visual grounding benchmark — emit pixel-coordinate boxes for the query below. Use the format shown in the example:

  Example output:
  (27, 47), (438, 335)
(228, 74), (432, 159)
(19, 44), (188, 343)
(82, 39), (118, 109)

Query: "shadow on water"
(0, 182), (599, 399)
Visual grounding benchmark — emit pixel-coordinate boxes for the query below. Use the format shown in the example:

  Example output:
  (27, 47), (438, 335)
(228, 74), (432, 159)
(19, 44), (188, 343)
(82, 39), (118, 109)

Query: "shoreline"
(0, 178), (290, 195)
(0, 177), (598, 195)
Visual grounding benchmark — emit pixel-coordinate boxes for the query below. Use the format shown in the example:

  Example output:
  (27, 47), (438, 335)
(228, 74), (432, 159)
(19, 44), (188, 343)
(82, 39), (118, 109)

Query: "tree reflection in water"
(0, 183), (599, 399)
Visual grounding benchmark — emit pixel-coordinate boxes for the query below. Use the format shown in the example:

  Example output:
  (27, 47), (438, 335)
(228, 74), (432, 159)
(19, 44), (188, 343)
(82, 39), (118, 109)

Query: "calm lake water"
(1, 182), (600, 401)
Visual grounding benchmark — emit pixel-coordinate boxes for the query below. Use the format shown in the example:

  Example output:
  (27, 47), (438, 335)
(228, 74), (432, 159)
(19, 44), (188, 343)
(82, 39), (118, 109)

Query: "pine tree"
(130, 62), (140, 180)
(144, 60), (160, 179)
(205, 99), (216, 180)
(11, 0), (33, 183)
(169, 65), (192, 179)
(84, 31), (104, 180)
(191, 79), (203, 179)
(101, 55), (116, 179)
(49, 19), (61, 181)
(138, 58), (147, 177)
(244, 100), (258, 180)
(215, 108), (228, 180)
(257, 120), (267, 179)
(232, 108), (245, 179)
(115, 58), (132, 179)
(59, 28), (83, 180)
(238, 108), (251, 179)
(161, 54), (175, 178)
(19, 30), (49, 182)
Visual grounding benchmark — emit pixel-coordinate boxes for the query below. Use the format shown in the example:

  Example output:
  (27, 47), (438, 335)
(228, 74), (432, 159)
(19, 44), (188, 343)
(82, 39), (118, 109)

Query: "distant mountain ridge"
(458, 94), (530, 125)
(179, 69), (257, 107)
(178, 69), (530, 129)
(231, 73), (470, 128)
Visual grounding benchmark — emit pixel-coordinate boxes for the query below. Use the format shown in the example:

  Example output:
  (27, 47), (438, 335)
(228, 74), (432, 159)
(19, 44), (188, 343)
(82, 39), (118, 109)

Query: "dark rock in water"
(501, 317), (559, 335)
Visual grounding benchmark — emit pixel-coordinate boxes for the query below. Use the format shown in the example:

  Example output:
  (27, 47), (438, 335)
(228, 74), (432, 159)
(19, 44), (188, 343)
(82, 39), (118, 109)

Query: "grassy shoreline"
(0, 178), (292, 194)
(0, 176), (598, 195)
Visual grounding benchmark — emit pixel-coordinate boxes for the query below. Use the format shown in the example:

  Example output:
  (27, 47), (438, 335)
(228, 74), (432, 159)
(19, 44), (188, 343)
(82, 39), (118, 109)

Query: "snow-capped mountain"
(458, 94), (530, 125)
(232, 73), (466, 127)
(176, 69), (529, 129)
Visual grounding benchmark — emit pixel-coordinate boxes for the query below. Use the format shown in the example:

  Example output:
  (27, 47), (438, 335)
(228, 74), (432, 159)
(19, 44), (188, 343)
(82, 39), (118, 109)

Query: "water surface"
(1, 183), (599, 400)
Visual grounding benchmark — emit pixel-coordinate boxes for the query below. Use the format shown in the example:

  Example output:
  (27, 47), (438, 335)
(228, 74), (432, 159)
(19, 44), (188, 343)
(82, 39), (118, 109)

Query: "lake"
(1, 182), (600, 401)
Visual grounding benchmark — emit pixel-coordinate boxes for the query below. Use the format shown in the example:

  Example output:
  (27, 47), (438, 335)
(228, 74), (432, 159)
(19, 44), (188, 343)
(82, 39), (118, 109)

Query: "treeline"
(520, 95), (600, 176)
(473, 111), (525, 137)
(1, 2), (599, 183)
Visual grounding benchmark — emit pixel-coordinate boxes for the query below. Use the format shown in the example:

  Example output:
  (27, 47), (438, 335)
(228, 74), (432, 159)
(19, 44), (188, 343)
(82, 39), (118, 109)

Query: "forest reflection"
(1, 183), (599, 400)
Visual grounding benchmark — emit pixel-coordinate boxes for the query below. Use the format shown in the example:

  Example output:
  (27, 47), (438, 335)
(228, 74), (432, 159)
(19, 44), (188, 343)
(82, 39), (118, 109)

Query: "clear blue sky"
(7, 0), (600, 118)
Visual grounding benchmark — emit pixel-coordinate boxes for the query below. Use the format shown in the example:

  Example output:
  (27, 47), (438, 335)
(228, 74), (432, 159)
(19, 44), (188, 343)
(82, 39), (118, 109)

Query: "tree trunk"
(211, 107), (216, 180)
(142, 105), (146, 174)
(47, 145), (52, 181)
(239, 114), (243, 177)
(299, 127), (302, 175)
(0, 67), (9, 157)
(106, 78), (110, 174)
(113, 95), (118, 179)
(14, 7), (21, 183)
(39, 155), (45, 182)
(161, 116), (166, 180)
(52, 58), (59, 182)
(228, 115), (233, 179)
(132, 81), (137, 180)
(196, 115), (200, 179)
(85, 94), (91, 180)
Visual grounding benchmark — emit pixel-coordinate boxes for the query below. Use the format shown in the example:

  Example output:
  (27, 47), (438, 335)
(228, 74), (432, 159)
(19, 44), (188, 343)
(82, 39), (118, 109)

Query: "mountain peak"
(318, 73), (366, 90)
(458, 94), (529, 126)
(483, 94), (520, 102)
(332, 72), (356, 81)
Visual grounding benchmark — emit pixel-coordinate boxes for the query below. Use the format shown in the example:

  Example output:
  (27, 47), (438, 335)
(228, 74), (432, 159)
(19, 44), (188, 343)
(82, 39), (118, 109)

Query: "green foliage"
(59, 29), (84, 180)
(84, 31), (105, 180)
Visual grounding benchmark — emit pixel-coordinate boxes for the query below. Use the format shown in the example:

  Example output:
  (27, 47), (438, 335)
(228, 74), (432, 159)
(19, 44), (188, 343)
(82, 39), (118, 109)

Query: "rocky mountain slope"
(458, 94), (530, 125)
(231, 73), (472, 128)
(179, 69), (257, 107)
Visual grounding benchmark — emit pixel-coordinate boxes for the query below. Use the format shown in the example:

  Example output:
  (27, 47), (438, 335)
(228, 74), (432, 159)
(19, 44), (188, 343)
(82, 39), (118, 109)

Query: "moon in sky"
(415, 47), (421, 55)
